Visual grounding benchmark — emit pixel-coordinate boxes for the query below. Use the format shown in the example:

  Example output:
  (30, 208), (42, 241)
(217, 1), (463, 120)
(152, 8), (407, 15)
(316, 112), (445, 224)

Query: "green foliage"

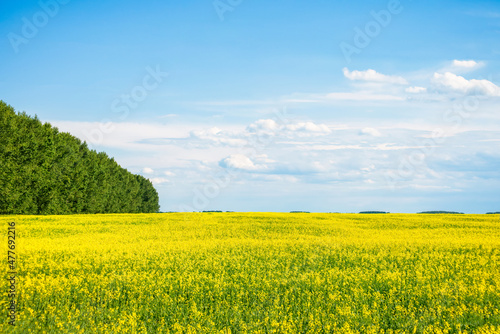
(0, 101), (160, 214)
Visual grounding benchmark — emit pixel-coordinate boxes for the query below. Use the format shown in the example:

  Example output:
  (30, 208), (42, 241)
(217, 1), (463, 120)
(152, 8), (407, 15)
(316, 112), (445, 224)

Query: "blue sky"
(1, 0), (500, 213)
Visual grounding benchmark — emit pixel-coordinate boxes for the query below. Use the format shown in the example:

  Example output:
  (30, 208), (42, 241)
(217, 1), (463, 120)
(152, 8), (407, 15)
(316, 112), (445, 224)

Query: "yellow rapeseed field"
(1, 213), (499, 333)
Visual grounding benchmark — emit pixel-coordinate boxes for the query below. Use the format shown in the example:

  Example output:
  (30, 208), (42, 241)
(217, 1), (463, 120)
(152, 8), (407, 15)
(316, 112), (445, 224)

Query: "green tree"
(0, 101), (160, 214)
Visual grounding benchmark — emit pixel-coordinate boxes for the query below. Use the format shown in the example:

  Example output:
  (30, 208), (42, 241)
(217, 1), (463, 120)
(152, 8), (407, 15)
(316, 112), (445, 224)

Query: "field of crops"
(1, 213), (499, 333)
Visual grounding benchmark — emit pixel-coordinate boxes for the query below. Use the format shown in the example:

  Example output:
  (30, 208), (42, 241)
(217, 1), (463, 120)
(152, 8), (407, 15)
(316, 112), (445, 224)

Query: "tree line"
(0, 101), (160, 214)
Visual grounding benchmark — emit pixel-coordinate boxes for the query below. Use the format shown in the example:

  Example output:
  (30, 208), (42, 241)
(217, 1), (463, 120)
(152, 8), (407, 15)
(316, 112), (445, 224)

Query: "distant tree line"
(359, 211), (388, 214)
(418, 211), (464, 214)
(0, 101), (159, 214)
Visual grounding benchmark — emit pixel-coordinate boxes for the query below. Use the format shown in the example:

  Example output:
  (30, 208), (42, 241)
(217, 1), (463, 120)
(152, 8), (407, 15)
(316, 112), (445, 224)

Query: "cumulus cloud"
(343, 68), (408, 85)
(143, 167), (154, 174)
(360, 127), (382, 137)
(405, 86), (427, 94)
(438, 60), (484, 75)
(432, 72), (500, 96)
(219, 154), (267, 171)
(247, 119), (279, 133)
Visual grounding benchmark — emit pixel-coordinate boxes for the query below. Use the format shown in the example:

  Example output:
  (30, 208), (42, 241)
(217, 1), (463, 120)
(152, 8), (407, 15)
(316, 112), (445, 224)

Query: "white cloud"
(253, 154), (275, 164)
(159, 114), (178, 118)
(49, 121), (209, 152)
(307, 144), (363, 151)
(326, 92), (404, 101)
(251, 174), (299, 183)
(360, 127), (382, 137)
(405, 86), (427, 94)
(452, 60), (479, 68)
(191, 127), (222, 138)
(432, 72), (500, 96)
(247, 119), (279, 133)
(305, 143), (436, 151)
(361, 164), (376, 172)
(51, 112), (500, 213)
(190, 127), (247, 147)
(438, 60), (484, 75)
(247, 119), (331, 136)
(285, 122), (331, 133)
(143, 167), (154, 174)
(343, 68), (408, 85)
(219, 154), (267, 171)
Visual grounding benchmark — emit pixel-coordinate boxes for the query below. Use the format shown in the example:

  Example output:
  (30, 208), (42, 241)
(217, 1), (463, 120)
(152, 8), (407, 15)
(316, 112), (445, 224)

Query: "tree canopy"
(0, 101), (159, 214)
